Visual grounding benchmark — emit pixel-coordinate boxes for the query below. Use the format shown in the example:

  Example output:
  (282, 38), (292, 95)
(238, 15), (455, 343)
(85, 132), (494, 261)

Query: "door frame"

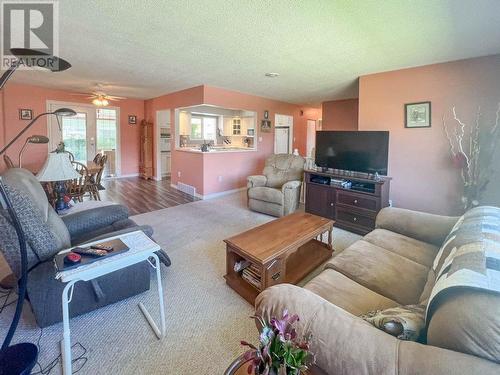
(46, 100), (122, 177)
(155, 109), (171, 181)
(274, 114), (294, 154)
(306, 119), (317, 158)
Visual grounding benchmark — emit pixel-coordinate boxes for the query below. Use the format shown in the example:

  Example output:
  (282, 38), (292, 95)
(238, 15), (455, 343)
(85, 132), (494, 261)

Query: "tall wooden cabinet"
(139, 120), (154, 179)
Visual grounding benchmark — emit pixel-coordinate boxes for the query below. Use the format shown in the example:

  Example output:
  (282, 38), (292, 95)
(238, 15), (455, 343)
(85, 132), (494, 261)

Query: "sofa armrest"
(281, 180), (301, 192)
(256, 284), (398, 374)
(281, 181), (302, 215)
(247, 175), (267, 188)
(255, 284), (498, 375)
(62, 204), (130, 240)
(375, 207), (459, 246)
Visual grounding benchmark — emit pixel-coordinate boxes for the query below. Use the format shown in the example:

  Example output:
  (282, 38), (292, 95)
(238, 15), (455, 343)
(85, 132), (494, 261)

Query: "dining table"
(83, 160), (102, 175)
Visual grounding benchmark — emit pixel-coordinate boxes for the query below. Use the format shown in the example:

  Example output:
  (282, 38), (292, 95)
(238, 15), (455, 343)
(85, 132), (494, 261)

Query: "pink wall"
(144, 85), (204, 189)
(202, 86), (321, 195)
(321, 98), (359, 130)
(0, 83), (145, 175)
(359, 55), (500, 215)
(145, 85), (321, 196)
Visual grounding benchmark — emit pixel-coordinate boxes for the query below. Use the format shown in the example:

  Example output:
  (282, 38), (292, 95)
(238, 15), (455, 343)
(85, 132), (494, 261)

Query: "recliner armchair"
(0, 168), (170, 327)
(247, 154), (305, 217)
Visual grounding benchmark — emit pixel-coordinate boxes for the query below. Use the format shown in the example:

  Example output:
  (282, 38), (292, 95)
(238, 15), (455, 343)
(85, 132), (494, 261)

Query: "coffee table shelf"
(224, 212), (334, 304)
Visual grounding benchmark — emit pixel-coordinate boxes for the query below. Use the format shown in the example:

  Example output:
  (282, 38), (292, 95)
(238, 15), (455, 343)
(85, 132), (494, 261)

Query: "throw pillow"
(360, 304), (426, 342)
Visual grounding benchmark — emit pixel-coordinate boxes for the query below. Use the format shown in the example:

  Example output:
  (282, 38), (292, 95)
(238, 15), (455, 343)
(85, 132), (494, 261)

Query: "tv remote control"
(72, 247), (108, 257)
(91, 244), (114, 252)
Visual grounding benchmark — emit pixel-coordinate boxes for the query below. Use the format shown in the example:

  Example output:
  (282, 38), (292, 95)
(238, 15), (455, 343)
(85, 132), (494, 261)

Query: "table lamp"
(37, 152), (80, 211)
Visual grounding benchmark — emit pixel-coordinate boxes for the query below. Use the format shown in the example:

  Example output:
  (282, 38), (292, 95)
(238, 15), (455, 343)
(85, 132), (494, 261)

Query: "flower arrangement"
(443, 104), (500, 211)
(240, 310), (314, 375)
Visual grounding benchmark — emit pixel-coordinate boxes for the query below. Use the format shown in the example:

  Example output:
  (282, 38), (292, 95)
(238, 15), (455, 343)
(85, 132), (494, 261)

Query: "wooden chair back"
(95, 154), (107, 187)
(67, 161), (91, 202)
(93, 153), (102, 164)
(3, 154), (15, 169)
(65, 151), (75, 162)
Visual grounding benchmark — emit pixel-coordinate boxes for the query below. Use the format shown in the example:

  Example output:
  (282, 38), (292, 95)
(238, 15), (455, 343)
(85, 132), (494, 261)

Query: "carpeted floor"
(0, 192), (360, 374)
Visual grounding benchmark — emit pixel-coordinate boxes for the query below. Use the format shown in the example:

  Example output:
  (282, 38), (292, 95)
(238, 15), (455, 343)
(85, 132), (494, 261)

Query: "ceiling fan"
(72, 85), (126, 106)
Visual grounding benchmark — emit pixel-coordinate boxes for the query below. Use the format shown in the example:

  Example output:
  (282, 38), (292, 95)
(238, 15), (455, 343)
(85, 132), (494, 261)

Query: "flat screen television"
(315, 131), (389, 175)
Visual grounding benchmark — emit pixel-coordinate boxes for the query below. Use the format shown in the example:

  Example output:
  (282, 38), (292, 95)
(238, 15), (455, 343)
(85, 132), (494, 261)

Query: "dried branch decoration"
(443, 103), (500, 211)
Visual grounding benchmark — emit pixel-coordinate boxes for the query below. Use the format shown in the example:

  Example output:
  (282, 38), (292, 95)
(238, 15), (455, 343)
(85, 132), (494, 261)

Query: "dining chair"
(68, 161), (92, 202)
(93, 153), (102, 164)
(95, 154), (107, 191)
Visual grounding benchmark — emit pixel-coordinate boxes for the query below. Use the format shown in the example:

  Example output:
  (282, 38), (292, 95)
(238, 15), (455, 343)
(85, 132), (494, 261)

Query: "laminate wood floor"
(100, 176), (198, 215)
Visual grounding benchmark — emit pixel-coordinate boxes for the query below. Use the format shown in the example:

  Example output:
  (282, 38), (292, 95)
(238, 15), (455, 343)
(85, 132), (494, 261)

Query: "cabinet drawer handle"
(330, 203), (334, 206)
(353, 199), (358, 204)
(353, 217), (357, 222)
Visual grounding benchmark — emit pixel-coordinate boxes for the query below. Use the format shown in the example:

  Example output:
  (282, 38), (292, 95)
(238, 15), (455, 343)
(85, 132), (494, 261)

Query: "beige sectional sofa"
(256, 206), (500, 374)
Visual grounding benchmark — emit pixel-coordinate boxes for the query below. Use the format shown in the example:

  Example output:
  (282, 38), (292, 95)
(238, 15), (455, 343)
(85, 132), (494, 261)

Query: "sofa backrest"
(425, 206), (500, 364)
(263, 154), (305, 188)
(2, 168), (71, 250)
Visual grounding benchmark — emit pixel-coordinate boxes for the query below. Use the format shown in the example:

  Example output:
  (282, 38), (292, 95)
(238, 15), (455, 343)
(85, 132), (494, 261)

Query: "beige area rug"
(0, 191), (360, 374)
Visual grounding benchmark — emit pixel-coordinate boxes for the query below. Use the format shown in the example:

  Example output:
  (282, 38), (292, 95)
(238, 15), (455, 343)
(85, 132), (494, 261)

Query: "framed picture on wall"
(128, 115), (137, 125)
(19, 109), (33, 120)
(264, 110), (269, 119)
(261, 120), (272, 133)
(405, 102), (431, 128)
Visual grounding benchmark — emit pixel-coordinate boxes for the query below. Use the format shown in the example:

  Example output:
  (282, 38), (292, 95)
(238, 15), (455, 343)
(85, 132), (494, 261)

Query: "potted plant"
(240, 310), (314, 375)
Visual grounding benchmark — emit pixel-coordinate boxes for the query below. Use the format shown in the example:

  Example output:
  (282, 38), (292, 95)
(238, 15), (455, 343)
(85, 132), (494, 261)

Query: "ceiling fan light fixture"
(265, 72), (279, 78)
(92, 97), (109, 106)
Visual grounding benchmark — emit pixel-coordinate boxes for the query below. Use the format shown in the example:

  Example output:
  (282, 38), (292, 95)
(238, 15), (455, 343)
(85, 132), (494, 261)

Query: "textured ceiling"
(9, 0), (500, 105)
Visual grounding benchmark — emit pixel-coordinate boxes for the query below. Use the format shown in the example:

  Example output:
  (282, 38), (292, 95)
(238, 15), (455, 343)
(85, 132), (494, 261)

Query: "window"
(191, 117), (202, 139)
(96, 108), (117, 151)
(191, 115), (217, 141)
(62, 112), (87, 162)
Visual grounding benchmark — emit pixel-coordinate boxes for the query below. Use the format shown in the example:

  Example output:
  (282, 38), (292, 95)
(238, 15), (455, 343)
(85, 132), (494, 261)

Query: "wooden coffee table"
(224, 212), (334, 304)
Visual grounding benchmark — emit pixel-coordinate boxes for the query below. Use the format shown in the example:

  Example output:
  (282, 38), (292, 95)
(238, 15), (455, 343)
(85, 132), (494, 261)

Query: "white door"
(306, 119), (316, 158)
(274, 127), (290, 154)
(48, 102), (120, 176)
(48, 104), (96, 163)
(275, 114), (293, 154)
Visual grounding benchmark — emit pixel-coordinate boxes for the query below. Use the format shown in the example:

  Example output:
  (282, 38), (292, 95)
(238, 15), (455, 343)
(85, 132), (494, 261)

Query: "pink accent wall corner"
(359, 54), (500, 215)
(321, 98), (359, 130)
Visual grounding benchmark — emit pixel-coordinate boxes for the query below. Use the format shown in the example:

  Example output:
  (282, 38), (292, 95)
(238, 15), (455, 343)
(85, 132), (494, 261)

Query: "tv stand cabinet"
(304, 170), (391, 235)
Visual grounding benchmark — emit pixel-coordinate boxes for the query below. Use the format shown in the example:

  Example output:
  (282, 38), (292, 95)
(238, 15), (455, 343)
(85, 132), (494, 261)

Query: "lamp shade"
(36, 153), (80, 182)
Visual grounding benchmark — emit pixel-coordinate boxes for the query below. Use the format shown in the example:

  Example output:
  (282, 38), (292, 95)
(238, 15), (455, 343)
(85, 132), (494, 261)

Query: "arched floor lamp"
(0, 48), (73, 375)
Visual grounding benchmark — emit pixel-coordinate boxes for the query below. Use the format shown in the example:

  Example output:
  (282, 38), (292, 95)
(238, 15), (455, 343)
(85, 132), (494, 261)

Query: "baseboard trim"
(170, 183), (245, 200)
(106, 173), (140, 179)
(198, 187), (246, 200)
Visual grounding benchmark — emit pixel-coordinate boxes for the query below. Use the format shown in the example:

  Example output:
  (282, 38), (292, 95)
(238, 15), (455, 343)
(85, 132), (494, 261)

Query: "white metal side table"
(55, 231), (166, 375)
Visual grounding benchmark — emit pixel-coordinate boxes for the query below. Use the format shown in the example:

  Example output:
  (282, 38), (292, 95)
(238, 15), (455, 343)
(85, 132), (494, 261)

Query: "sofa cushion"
(248, 186), (283, 204)
(326, 240), (429, 305)
(304, 268), (398, 316)
(364, 229), (438, 267)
